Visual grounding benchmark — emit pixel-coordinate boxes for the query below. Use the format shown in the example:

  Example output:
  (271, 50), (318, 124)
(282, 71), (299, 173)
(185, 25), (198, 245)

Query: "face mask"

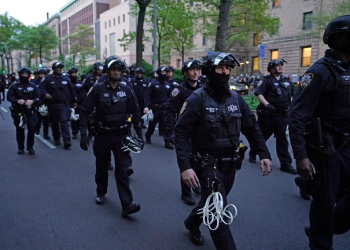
(208, 72), (230, 87)
(20, 76), (29, 83)
(158, 73), (167, 81)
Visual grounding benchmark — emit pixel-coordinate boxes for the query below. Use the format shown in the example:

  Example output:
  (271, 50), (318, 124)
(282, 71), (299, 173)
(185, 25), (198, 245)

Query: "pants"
(13, 110), (38, 150)
(145, 107), (169, 140)
(1, 89), (5, 100)
(36, 113), (49, 137)
(252, 114), (292, 167)
(185, 164), (237, 250)
(48, 103), (71, 142)
(305, 142), (350, 250)
(93, 132), (133, 208)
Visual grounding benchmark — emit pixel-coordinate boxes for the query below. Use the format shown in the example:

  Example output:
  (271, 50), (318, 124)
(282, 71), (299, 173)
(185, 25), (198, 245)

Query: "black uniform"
(7, 81), (40, 151)
(289, 49), (350, 250)
(175, 86), (270, 250)
(0, 74), (5, 101)
(82, 73), (101, 94)
(32, 78), (50, 138)
(42, 74), (76, 143)
(167, 77), (178, 92)
(252, 74), (293, 170)
(130, 76), (149, 124)
(79, 80), (142, 207)
(145, 79), (172, 140)
(71, 77), (85, 136)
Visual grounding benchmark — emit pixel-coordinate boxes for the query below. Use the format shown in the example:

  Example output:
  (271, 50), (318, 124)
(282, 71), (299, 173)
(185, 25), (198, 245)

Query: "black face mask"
(208, 72), (230, 87)
(158, 73), (167, 81)
(70, 76), (77, 81)
(20, 76), (29, 83)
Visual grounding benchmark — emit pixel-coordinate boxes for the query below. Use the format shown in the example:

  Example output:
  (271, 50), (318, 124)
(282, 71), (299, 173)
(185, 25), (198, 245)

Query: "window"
(273, 0), (281, 7)
(118, 16), (120, 24)
(109, 20), (111, 27)
(303, 12), (313, 30)
(110, 33), (115, 56)
(123, 14), (125, 22)
(203, 34), (207, 46)
(301, 47), (312, 67)
(253, 57), (259, 71)
(271, 50), (279, 60)
(123, 29), (125, 35)
(189, 57), (193, 60)
(113, 18), (115, 26)
(253, 33), (259, 46)
(190, 1), (193, 7)
(105, 22), (107, 29)
(177, 59), (181, 68)
(105, 35), (107, 42)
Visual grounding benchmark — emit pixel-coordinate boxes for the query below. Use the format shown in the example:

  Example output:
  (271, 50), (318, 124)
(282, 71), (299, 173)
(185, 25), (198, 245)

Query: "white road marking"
(1, 107), (8, 112)
(35, 134), (56, 149)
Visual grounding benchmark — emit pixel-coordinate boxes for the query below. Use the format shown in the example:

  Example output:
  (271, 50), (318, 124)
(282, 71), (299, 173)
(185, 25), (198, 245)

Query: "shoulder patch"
(179, 101), (188, 116)
(257, 80), (263, 87)
(171, 88), (180, 98)
(300, 73), (313, 89)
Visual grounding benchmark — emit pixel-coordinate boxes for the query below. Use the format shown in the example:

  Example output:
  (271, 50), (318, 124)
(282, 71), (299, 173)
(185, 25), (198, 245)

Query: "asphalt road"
(0, 98), (349, 250)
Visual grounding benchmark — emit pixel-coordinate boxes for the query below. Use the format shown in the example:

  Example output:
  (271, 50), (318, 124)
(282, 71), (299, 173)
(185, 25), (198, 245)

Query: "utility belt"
(151, 103), (166, 109)
(96, 121), (129, 135)
(9, 104), (37, 119)
(50, 98), (71, 106)
(190, 144), (248, 173)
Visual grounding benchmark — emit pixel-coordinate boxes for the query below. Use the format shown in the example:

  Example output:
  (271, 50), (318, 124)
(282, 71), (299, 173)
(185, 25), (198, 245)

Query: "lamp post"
(6, 54), (10, 73)
(0, 42), (4, 73)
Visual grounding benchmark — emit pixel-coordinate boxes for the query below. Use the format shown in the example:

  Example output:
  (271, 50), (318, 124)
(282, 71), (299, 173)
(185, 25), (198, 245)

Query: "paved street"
(0, 98), (349, 250)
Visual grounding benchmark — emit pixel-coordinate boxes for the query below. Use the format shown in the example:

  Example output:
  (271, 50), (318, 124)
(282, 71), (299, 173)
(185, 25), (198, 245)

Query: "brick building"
(43, 13), (61, 61)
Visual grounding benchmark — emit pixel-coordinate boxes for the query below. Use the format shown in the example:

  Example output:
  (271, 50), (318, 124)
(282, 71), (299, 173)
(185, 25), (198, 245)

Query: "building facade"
(43, 13), (61, 61)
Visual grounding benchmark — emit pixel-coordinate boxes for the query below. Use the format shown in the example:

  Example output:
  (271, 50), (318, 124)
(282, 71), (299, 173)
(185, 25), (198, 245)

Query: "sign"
(258, 44), (265, 58)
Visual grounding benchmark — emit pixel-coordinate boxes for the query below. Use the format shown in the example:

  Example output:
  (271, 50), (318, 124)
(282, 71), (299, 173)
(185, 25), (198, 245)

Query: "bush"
(141, 60), (184, 82)
(242, 95), (260, 110)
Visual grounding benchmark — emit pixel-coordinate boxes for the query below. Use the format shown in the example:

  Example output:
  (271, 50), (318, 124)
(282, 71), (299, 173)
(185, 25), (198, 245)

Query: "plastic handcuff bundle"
(38, 105), (48, 116)
(121, 136), (145, 153)
(70, 108), (79, 121)
(141, 109), (154, 122)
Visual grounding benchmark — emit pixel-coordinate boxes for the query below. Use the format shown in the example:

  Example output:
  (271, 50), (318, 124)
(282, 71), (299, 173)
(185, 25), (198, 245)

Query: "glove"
(80, 134), (89, 151)
(265, 104), (276, 114)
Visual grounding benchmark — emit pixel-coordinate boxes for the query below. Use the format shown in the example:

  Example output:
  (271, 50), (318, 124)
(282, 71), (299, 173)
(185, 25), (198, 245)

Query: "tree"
(64, 24), (97, 66)
(0, 12), (24, 44)
(135, 0), (152, 67)
(192, 0), (280, 51)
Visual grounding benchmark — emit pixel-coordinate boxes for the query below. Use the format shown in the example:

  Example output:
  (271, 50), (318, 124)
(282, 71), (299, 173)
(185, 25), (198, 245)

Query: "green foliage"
(142, 59), (154, 78)
(191, 0), (280, 49)
(173, 69), (184, 83)
(0, 12), (24, 44)
(64, 24), (98, 66)
(243, 95), (259, 110)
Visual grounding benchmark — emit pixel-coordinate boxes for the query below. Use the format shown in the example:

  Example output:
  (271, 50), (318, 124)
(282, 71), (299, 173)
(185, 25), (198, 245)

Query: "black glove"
(265, 104), (276, 114)
(80, 134), (89, 151)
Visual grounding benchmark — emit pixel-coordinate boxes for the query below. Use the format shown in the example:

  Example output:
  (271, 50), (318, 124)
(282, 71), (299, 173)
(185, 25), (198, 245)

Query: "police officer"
(42, 62), (77, 148)
(68, 67), (85, 139)
(7, 67), (40, 154)
(249, 59), (296, 174)
(130, 67), (149, 129)
(80, 73), (87, 82)
(165, 59), (202, 204)
(79, 56), (143, 217)
(165, 65), (178, 90)
(175, 52), (272, 249)
(0, 74), (5, 101)
(289, 15), (350, 250)
(33, 68), (50, 140)
(144, 66), (172, 146)
(8, 72), (17, 89)
(82, 62), (104, 94)
(129, 64), (136, 78)
(149, 70), (158, 82)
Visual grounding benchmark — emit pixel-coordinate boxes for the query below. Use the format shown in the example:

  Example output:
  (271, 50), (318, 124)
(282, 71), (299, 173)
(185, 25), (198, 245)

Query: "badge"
(62, 81), (67, 85)
(179, 101), (188, 116)
(155, 85), (159, 88)
(300, 73), (313, 89)
(171, 88), (180, 97)
(117, 91), (126, 98)
(27, 87), (33, 91)
(104, 93), (110, 97)
(283, 82), (290, 87)
(76, 84), (82, 87)
(165, 85), (170, 89)
(257, 80), (262, 87)
(143, 84), (146, 87)
(120, 81), (126, 85)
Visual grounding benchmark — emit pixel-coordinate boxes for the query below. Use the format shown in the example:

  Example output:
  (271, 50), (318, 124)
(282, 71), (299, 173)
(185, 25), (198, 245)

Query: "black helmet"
(44, 67), (50, 74)
(181, 59), (202, 75)
(68, 67), (79, 75)
(18, 67), (32, 75)
(122, 68), (130, 74)
(92, 62), (104, 71)
(104, 56), (127, 71)
(267, 58), (287, 73)
(165, 66), (175, 72)
(80, 73), (87, 81)
(52, 62), (64, 70)
(323, 15), (350, 45)
(150, 70), (158, 78)
(37, 68), (47, 74)
(156, 66), (167, 75)
(33, 70), (38, 75)
(202, 52), (240, 75)
(129, 64), (136, 71)
(135, 67), (145, 74)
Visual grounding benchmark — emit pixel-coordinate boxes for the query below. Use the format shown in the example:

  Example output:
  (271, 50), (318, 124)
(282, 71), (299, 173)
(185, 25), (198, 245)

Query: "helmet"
(165, 66), (175, 72)
(122, 68), (130, 75)
(18, 67), (32, 75)
(80, 73), (87, 81)
(37, 68), (47, 74)
(92, 62), (104, 71)
(150, 70), (158, 78)
(323, 15), (350, 45)
(68, 67), (78, 75)
(256, 75), (260, 79)
(246, 74), (250, 78)
(33, 70), (38, 75)
(44, 67), (51, 74)
(135, 67), (145, 74)
(267, 58), (287, 73)
(156, 66), (167, 75)
(104, 56), (127, 71)
(52, 62), (64, 70)
(181, 59), (202, 75)
(129, 64), (136, 71)
(202, 52), (240, 76)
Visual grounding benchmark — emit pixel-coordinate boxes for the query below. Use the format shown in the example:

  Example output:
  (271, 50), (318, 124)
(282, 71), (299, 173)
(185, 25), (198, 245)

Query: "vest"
(192, 88), (242, 150)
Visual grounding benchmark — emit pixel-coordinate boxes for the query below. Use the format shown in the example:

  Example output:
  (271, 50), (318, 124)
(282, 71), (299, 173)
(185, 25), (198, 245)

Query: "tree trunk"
(181, 43), (184, 66)
(136, 0), (152, 67)
(215, 0), (231, 51)
(157, 37), (161, 66)
(39, 45), (43, 65)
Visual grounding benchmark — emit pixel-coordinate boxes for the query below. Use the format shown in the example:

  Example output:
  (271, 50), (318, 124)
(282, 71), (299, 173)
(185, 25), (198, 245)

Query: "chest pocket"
(226, 112), (242, 136)
(98, 92), (112, 113)
(203, 113), (221, 139)
(338, 74), (350, 105)
(49, 81), (56, 89)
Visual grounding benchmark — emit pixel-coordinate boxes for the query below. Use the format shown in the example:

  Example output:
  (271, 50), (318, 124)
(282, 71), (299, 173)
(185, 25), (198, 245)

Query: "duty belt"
(152, 103), (166, 108)
(96, 122), (129, 134)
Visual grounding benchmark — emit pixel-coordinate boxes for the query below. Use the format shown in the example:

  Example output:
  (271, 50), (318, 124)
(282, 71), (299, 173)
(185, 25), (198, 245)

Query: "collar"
(325, 49), (350, 70)
(105, 80), (122, 90)
(185, 79), (199, 90)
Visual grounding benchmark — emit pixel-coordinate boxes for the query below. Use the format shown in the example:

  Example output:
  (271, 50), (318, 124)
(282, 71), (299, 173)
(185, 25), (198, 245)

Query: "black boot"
(95, 195), (105, 205)
(165, 141), (174, 150)
(146, 135), (151, 144)
(184, 219), (204, 246)
(28, 148), (35, 155)
(121, 203), (141, 217)
(295, 177), (310, 200)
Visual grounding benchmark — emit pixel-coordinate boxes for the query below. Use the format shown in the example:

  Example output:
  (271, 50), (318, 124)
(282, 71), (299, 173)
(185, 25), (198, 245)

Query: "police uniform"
(42, 69), (76, 146)
(70, 75), (85, 137)
(82, 73), (101, 94)
(175, 52), (271, 249)
(0, 74), (6, 101)
(7, 70), (40, 153)
(79, 79), (142, 211)
(145, 69), (172, 143)
(252, 73), (294, 172)
(130, 76), (149, 125)
(32, 77), (50, 139)
(289, 16), (350, 249)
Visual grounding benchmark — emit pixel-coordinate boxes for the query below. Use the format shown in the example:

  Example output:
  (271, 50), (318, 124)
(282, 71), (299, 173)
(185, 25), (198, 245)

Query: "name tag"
(165, 85), (170, 89)
(155, 85), (159, 88)
(62, 81), (67, 85)
(142, 84), (146, 87)
(104, 93), (110, 97)
(27, 87), (34, 91)
(76, 84), (82, 87)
